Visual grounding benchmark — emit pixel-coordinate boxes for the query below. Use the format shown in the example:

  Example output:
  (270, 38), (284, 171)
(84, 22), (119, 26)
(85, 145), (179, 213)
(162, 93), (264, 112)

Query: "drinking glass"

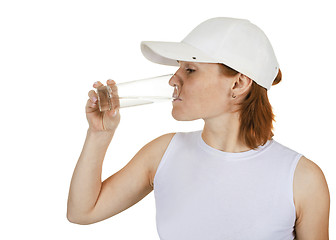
(96, 74), (179, 112)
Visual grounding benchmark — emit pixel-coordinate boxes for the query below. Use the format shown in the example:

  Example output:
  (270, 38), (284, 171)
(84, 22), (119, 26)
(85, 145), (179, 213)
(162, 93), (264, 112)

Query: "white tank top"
(153, 130), (303, 240)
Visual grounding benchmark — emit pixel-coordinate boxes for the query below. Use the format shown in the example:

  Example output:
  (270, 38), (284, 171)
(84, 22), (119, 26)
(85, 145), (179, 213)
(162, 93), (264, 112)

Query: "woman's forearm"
(67, 129), (115, 222)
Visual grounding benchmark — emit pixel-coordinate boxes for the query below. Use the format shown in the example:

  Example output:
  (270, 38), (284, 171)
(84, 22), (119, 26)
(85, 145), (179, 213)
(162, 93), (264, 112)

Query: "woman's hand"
(86, 79), (120, 132)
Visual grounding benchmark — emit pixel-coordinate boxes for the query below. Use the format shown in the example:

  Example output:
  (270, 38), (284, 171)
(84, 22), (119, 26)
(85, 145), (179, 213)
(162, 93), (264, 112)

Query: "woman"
(67, 17), (330, 239)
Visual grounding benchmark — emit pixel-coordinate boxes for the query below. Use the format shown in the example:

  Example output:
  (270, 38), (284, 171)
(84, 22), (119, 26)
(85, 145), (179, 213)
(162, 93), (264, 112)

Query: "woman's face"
(169, 61), (237, 121)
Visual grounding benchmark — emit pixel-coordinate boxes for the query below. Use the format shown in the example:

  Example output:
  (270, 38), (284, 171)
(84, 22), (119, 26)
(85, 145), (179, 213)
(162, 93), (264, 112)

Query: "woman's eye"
(186, 68), (195, 73)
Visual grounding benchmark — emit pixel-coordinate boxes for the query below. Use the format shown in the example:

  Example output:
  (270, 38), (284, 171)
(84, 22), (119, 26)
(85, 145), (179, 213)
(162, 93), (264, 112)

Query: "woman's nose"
(168, 74), (176, 87)
(169, 72), (182, 87)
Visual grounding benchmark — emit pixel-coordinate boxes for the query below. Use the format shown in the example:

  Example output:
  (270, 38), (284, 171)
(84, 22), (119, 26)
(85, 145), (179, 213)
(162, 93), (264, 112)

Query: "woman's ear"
(240, 74), (252, 89)
(232, 74), (252, 95)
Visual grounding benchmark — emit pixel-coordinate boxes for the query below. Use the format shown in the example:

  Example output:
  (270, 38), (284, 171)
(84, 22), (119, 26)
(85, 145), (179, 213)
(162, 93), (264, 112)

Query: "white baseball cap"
(141, 17), (279, 90)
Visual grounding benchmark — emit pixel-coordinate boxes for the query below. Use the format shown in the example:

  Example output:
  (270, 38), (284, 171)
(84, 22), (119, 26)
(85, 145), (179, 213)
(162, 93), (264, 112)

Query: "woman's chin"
(171, 109), (198, 121)
(171, 110), (185, 121)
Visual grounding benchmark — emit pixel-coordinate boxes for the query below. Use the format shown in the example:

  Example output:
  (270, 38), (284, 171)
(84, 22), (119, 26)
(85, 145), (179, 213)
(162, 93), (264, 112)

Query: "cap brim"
(140, 41), (218, 66)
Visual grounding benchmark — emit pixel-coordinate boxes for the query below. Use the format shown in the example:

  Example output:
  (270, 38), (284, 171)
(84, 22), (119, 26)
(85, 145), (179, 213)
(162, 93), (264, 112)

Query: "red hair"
(220, 64), (282, 149)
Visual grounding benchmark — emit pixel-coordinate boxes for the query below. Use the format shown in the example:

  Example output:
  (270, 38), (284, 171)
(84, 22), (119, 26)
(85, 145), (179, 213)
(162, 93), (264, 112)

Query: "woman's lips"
(172, 94), (182, 101)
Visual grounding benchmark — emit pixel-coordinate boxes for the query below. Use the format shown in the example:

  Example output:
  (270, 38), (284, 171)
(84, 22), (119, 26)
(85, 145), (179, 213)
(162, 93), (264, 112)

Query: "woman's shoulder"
(146, 132), (177, 158)
(147, 132), (176, 187)
(293, 156), (330, 225)
(294, 156), (328, 201)
(294, 156), (328, 191)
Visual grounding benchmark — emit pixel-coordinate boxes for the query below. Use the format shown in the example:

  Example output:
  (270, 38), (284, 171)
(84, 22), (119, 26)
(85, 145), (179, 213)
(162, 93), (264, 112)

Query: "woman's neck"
(202, 113), (250, 153)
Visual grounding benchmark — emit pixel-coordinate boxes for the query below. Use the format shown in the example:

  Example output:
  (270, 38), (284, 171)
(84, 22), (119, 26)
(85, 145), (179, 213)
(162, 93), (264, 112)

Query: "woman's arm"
(67, 129), (114, 223)
(67, 130), (174, 225)
(67, 79), (121, 224)
(293, 156), (330, 240)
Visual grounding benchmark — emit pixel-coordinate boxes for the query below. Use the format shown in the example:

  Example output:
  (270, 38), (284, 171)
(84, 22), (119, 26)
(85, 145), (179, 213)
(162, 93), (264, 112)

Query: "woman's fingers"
(86, 99), (97, 112)
(87, 81), (103, 110)
(87, 79), (119, 112)
(88, 89), (97, 99)
(93, 81), (103, 88)
(88, 80), (105, 104)
(87, 90), (98, 105)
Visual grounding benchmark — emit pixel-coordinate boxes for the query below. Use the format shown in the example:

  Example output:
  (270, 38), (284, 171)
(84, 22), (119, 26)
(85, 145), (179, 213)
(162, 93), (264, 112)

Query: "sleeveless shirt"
(153, 130), (303, 240)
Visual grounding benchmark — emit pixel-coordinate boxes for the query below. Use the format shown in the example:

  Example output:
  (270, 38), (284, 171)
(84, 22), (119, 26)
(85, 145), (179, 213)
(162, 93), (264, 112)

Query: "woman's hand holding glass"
(86, 79), (120, 132)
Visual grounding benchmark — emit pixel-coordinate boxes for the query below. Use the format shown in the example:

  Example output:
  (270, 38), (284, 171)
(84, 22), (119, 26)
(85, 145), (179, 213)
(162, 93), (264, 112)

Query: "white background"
(0, 0), (335, 239)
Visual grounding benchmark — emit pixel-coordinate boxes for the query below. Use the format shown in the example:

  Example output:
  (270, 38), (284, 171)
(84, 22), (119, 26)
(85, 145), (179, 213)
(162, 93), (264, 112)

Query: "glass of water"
(96, 74), (179, 112)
